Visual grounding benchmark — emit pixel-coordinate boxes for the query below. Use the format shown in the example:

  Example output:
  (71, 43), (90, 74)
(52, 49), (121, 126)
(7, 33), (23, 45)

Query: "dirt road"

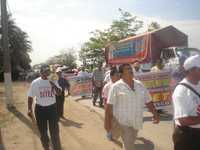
(0, 82), (173, 150)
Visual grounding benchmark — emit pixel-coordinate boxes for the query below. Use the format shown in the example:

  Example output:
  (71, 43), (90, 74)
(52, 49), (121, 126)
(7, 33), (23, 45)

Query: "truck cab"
(161, 47), (200, 70)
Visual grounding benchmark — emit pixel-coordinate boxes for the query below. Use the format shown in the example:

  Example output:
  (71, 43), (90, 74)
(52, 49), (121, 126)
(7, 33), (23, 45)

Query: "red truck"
(105, 25), (199, 70)
(105, 26), (200, 108)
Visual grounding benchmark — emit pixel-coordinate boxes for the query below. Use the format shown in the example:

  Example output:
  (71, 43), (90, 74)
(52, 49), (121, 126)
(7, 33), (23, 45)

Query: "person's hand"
(27, 109), (33, 119)
(152, 113), (160, 124)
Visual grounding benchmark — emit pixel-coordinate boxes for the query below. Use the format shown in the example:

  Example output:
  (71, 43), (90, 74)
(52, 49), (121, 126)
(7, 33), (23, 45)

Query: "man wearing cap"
(56, 67), (70, 119)
(27, 65), (62, 150)
(172, 55), (200, 150)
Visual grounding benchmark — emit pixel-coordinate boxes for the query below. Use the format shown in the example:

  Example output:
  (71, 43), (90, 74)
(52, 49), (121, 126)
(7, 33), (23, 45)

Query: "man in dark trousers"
(55, 67), (70, 119)
(27, 64), (62, 150)
(92, 63), (104, 107)
(172, 55), (200, 150)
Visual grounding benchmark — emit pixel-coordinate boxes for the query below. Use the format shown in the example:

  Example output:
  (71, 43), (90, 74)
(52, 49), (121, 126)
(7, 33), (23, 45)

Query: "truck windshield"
(176, 49), (200, 58)
(162, 49), (176, 60)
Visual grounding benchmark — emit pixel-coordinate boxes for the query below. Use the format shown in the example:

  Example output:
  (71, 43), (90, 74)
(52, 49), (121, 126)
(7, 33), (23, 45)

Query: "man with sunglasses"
(27, 64), (62, 150)
(106, 64), (159, 150)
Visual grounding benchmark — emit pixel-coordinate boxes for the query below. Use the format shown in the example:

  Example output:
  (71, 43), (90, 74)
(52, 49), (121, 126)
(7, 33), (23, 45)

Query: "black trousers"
(173, 126), (200, 150)
(56, 91), (65, 118)
(35, 104), (61, 150)
(93, 86), (103, 105)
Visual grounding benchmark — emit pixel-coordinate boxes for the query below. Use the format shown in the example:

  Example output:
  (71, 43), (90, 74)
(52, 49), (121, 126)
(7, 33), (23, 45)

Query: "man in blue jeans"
(27, 64), (62, 150)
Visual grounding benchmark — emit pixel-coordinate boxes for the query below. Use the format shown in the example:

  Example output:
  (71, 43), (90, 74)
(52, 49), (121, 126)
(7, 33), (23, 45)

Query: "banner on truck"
(108, 37), (146, 64)
(68, 76), (92, 97)
(136, 71), (171, 108)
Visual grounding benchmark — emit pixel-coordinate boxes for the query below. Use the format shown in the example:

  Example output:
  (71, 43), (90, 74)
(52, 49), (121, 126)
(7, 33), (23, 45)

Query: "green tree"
(148, 21), (161, 32)
(79, 9), (143, 68)
(0, 15), (32, 81)
(46, 49), (77, 69)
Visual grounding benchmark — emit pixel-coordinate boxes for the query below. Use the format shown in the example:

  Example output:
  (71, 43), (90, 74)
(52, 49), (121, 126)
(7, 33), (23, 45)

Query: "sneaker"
(99, 101), (103, 107)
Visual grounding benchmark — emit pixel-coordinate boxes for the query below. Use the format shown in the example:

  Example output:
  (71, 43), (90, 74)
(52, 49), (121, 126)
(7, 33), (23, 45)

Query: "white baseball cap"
(183, 55), (200, 71)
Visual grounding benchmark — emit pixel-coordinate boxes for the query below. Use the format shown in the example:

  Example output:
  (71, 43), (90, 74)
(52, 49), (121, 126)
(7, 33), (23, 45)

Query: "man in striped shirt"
(92, 63), (104, 107)
(105, 64), (159, 150)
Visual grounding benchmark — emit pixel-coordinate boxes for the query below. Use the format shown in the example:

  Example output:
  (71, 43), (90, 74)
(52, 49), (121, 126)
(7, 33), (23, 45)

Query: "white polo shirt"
(102, 81), (113, 100)
(173, 78), (200, 128)
(107, 79), (152, 130)
(28, 77), (60, 107)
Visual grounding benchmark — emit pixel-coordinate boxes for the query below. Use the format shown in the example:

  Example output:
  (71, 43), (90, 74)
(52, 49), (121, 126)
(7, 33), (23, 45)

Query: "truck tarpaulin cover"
(106, 25), (188, 64)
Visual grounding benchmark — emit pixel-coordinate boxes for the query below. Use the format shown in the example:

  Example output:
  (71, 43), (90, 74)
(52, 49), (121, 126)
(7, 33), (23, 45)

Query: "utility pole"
(1, 0), (14, 109)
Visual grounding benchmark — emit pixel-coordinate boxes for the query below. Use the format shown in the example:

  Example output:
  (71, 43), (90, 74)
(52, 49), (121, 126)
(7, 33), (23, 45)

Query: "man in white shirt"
(172, 55), (200, 150)
(102, 68), (119, 107)
(27, 65), (62, 150)
(105, 64), (159, 150)
(103, 68), (120, 140)
(151, 58), (165, 72)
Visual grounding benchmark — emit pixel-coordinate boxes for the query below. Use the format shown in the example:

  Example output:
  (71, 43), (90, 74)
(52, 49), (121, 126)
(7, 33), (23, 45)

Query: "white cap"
(183, 55), (200, 71)
(56, 67), (62, 73)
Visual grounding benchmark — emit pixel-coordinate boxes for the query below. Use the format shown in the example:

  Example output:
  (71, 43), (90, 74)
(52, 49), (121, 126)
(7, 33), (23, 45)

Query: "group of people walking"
(27, 54), (200, 150)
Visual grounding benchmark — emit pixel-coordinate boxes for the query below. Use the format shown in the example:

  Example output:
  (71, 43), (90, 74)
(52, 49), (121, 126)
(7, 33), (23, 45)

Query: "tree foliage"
(148, 21), (161, 32)
(46, 49), (77, 69)
(79, 9), (143, 68)
(0, 15), (32, 81)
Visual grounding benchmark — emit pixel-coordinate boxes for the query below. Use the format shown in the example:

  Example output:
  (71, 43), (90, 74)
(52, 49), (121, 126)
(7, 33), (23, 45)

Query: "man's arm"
(28, 97), (34, 118)
(146, 101), (160, 123)
(104, 104), (113, 132)
(49, 81), (62, 95)
(178, 117), (200, 126)
(65, 80), (71, 95)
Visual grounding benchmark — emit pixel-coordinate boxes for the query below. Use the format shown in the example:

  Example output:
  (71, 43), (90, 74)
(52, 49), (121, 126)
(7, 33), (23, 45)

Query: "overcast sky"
(9, 0), (200, 65)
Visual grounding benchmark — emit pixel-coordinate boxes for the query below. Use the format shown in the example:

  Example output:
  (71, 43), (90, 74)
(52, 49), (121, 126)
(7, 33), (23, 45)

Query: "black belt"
(35, 103), (56, 108)
(177, 125), (200, 132)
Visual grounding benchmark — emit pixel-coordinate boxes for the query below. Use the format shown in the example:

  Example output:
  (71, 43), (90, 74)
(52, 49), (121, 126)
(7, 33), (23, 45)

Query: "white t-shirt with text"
(28, 77), (60, 107)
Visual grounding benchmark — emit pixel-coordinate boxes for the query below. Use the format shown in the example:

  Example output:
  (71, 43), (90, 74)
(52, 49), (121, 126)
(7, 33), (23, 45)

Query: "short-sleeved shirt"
(93, 69), (104, 81)
(93, 69), (104, 87)
(173, 78), (200, 128)
(107, 79), (152, 130)
(58, 77), (70, 91)
(102, 81), (113, 104)
(28, 77), (61, 107)
(103, 70), (111, 83)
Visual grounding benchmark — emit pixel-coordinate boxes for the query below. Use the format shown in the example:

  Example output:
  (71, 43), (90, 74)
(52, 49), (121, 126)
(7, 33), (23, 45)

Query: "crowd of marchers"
(27, 54), (200, 150)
